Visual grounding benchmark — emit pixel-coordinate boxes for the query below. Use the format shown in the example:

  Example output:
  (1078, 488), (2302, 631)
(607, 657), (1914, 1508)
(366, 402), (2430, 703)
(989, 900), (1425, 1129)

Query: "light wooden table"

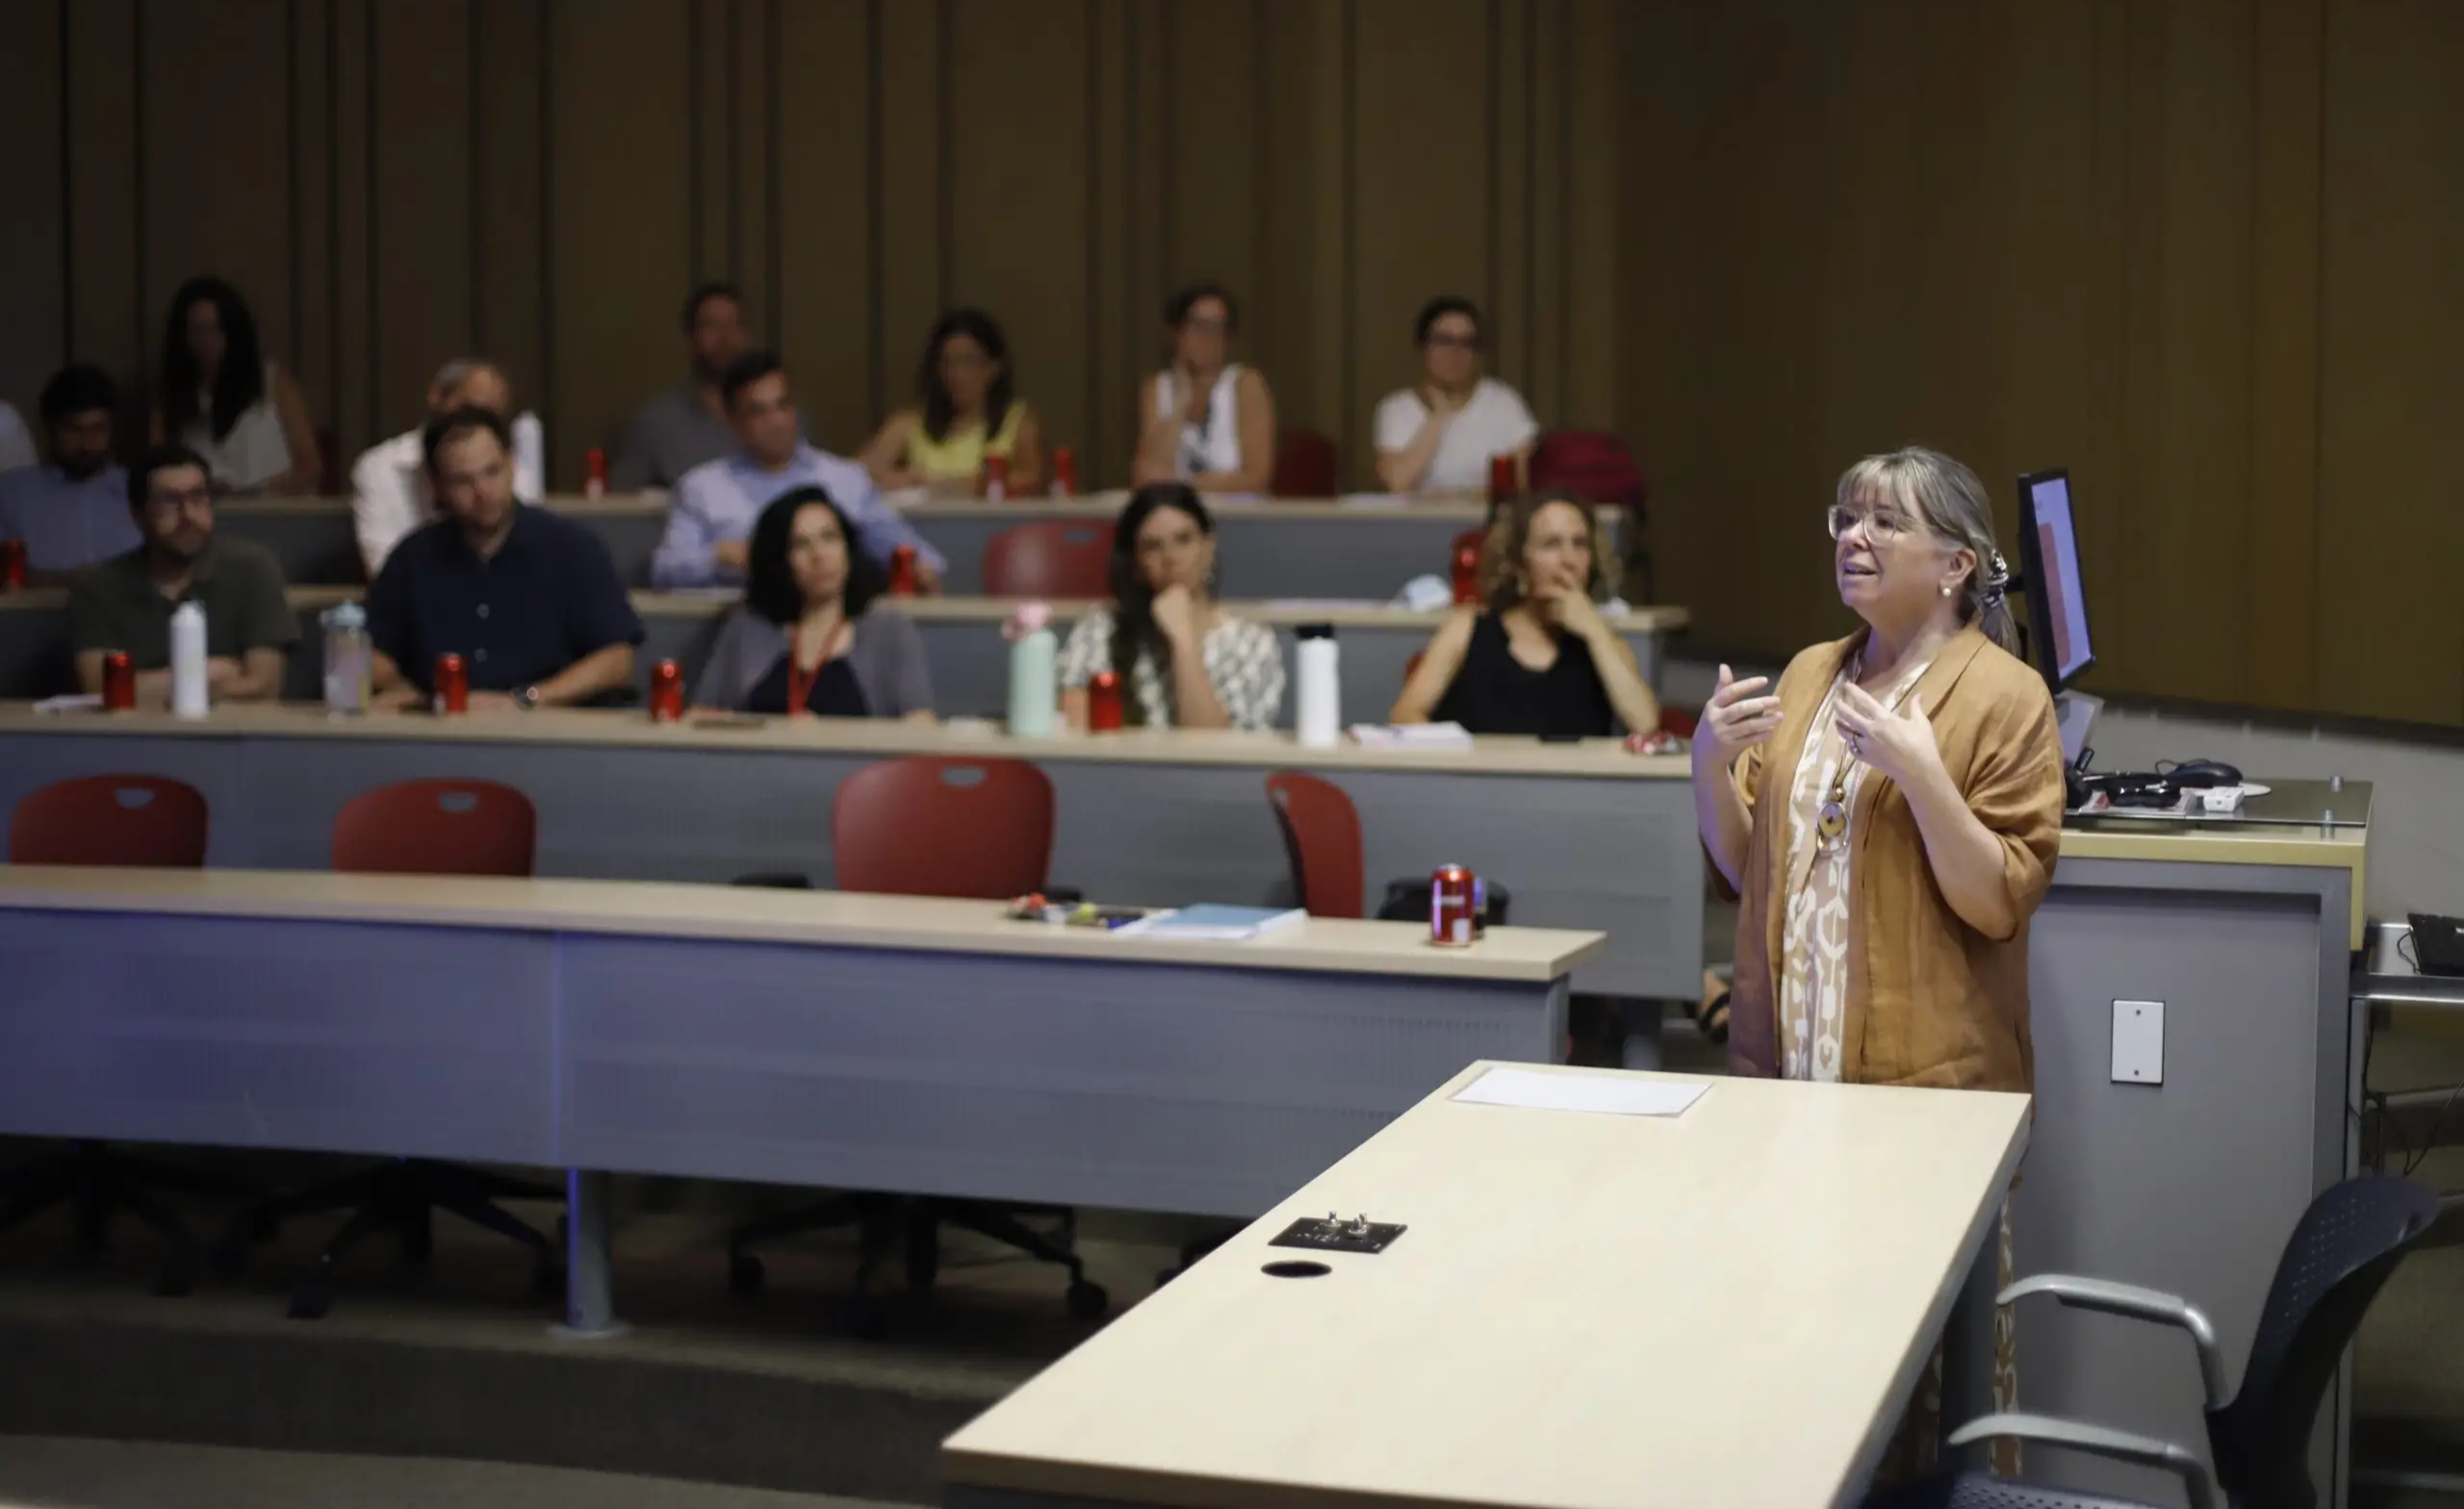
(0, 589), (1691, 731)
(0, 703), (1702, 999)
(0, 866), (1604, 1334)
(943, 1062), (2032, 1509)
(203, 492), (1630, 599)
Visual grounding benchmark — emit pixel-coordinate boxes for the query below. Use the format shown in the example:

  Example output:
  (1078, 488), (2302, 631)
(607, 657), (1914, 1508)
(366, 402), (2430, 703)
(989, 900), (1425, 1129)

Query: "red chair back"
(9, 775), (210, 867)
(982, 520), (1114, 599)
(833, 755), (1053, 899)
(331, 780), (537, 876)
(1265, 771), (1364, 919)
(1270, 428), (1339, 498)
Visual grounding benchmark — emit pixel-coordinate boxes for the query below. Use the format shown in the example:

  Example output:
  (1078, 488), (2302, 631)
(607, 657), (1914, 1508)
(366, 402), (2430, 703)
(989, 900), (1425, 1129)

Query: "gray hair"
(429, 357), (506, 396)
(1834, 446), (2017, 654)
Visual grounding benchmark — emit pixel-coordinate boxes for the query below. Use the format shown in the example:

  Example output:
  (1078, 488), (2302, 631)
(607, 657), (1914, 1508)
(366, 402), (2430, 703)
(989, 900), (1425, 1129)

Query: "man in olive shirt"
(68, 443), (298, 706)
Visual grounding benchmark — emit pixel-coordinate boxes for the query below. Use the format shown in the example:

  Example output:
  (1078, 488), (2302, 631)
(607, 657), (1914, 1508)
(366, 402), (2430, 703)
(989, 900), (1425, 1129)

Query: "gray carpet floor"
(0, 1437), (898, 1509)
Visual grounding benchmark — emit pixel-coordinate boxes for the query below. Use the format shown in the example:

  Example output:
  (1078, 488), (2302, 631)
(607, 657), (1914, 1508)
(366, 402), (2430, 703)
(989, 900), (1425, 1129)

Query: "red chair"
(1270, 427), (1339, 498)
(9, 775), (209, 867)
(1267, 772), (1365, 918)
(732, 754), (1104, 1320)
(224, 777), (553, 1319)
(1, 775), (218, 1293)
(981, 520), (1114, 600)
(331, 779), (536, 876)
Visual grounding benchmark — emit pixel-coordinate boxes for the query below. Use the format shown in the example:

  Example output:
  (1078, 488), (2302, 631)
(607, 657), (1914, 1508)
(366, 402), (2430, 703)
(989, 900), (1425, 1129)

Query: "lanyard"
(784, 616), (847, 717)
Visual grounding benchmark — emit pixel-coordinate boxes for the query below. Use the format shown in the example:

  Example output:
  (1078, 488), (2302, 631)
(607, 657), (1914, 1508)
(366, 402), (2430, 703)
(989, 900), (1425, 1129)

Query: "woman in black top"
(1391, 490), (1660, 737)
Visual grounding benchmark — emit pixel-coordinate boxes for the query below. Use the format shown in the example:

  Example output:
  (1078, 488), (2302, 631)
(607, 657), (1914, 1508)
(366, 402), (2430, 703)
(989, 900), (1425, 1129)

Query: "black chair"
(1870, 1173), (2441, 1509)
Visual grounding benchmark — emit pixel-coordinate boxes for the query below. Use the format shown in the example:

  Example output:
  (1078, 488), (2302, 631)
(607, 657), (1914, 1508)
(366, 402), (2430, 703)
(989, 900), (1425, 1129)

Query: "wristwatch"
(515, 685), (542, 711)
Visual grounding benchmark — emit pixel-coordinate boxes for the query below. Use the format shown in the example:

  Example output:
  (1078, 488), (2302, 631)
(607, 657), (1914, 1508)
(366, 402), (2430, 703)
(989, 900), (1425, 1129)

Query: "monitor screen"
(2016, 468), (2093, 690)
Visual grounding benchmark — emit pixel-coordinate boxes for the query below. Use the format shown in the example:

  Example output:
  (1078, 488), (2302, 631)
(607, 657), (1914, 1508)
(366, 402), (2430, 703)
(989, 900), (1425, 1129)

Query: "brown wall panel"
(6, 0), (2461, 724)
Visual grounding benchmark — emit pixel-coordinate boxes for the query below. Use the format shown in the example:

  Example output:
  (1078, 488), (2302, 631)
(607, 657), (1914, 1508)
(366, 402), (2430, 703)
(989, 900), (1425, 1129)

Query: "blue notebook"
(1118, 905), (1307, 942)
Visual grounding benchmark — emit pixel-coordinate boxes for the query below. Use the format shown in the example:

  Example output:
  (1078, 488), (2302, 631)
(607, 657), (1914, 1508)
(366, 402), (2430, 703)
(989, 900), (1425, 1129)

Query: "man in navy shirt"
(366, 407), (643, 712)
(0, 366), (141, 578)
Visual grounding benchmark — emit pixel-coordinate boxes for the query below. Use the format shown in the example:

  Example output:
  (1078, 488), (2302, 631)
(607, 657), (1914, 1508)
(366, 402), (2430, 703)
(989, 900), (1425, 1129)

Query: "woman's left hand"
(1835, 683), (1943, 788)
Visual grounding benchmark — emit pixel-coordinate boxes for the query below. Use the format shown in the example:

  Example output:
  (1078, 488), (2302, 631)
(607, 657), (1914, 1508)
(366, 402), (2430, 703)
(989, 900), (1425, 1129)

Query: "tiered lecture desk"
(203, 492), (1625, 599)
(0, 866), (1605, 1332)
(0, 588), (1689, 731)
(0, 704), (1702, 999)
(943, 1062), (2034, 1509)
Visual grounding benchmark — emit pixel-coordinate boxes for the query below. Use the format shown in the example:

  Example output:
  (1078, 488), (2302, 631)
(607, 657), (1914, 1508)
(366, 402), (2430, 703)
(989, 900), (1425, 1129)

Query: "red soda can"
(102, 651), (135, 710)
(583, 447), (608, 499)
(0, 539), (25, 590)
(1488, 453), (1518, 509)
(981, 454), (1010, 502)
(1430, 864), (1482, 946)
(434, 652), (469, 714)
(650, 658), (684, 722)
(1049, 447), (1077, 498)
(1088, 669), (1124, 731)
(887, 544), (918, 596)
(1450, 537), (1481, 605)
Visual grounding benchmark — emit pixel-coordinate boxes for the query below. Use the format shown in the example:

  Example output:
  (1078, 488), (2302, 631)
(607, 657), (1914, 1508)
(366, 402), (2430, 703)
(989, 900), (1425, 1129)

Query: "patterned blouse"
(1056, 605), (1286, 730)
(1776, 653), (1932, 1082)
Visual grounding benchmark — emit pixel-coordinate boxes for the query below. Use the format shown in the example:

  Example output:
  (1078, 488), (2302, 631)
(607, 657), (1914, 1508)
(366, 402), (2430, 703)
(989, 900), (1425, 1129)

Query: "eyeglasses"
(1826, 502), (1915, 543)
(1424, 332), (1482, 352)
(142, 487), (215, 513)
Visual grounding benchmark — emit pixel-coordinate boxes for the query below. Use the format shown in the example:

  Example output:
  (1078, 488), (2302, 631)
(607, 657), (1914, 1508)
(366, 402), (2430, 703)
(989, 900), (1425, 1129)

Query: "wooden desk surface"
(0, 702), (1695, 780)
(943, 1062), (2032, 1509)
(0, 865), (1605, 983)
(0, 586), (1691, 637)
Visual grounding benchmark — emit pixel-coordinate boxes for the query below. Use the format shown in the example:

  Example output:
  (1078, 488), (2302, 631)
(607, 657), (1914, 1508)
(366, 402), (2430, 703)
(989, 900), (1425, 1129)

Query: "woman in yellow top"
(860, 308), (1043, 495)
(1693, 446), (2066, 1482)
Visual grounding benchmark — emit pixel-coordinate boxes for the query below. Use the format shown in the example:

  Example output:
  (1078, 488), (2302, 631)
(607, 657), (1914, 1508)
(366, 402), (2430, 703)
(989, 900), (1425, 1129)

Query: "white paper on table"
(1452, 1065), (1707, 1118)
(1348, 722), (1473, 750)
(33, 694), (103, 714)
(1334, 493), (1413, 509)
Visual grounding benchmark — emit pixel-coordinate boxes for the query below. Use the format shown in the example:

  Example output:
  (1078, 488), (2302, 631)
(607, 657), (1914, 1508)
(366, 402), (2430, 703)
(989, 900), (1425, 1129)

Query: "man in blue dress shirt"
(0, 366), (141, 578)
(651, 350), (945, 591)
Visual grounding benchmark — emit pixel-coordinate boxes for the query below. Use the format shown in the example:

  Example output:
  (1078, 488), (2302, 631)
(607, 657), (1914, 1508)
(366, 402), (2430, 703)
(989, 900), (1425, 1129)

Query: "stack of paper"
(1348, 722), (1474, 751)
(1116, 905), (1307, 942)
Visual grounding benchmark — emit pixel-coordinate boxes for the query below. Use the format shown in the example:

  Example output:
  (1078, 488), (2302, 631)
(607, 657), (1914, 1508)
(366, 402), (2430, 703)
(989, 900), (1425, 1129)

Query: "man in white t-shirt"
(1373, 296), (1539, 495)
(350, 358), (545, 577)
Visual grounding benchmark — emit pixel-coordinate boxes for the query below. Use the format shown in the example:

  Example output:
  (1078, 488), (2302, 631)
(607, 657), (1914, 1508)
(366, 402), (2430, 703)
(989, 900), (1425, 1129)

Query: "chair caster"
(287, 1278), (334, 1321)
(1066, 1280), (1109, 1320)
(727, 1251), (765, 1296)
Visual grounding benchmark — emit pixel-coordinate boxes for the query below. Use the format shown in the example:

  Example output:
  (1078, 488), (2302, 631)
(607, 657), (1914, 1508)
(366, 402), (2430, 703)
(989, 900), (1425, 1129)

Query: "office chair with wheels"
(1868, 1174), (2442, 1509)
(726, 755), (1106, 1328)
(1, 775), (230, 1295)
(981, 520), (1113, 599)
(215, 779), (563, 1319)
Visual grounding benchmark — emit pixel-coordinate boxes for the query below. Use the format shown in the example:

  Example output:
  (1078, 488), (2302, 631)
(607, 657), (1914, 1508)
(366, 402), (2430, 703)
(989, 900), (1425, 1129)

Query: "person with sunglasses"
(1373, 295), (1537, 495)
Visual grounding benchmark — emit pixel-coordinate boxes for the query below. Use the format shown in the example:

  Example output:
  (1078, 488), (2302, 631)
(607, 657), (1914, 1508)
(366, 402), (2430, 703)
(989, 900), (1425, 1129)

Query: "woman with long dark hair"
(859, 307), (1043, 495)
(149, 276), (321, 495)
(1056, 483), (1283, 730)
(688, 485), (934, 719)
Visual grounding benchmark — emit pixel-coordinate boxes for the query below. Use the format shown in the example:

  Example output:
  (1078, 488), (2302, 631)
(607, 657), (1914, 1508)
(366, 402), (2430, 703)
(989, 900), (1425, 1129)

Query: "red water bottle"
(1430, 863), (1483, 947)
(981, 454), (1010, 502)
(1049, 447), (1077, 498)
(583, 448), (608, 499)
(0, 539), (25, 590)
(1088, 669), (1124, 731)
(1488, 453), (1518, 510)
(1450, 537), (1481, 605)
(434, 652), (469, 715)
(102, 651), (135, 711)
(650, 658), (684, 722)
(887, 544), (918, 596)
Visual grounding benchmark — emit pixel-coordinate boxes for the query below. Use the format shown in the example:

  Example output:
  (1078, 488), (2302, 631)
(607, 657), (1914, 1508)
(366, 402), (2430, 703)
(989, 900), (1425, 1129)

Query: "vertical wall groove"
(762, 0), (780, 350)
(131, 0), (147, 396)
(58, 0), (75, 363)
(863, 0), (885, 422)
(534, 0), (552, 448)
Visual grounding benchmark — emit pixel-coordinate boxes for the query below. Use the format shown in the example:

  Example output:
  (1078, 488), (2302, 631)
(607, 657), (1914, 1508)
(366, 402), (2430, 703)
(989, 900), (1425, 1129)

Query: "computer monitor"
(2015, 468), (2093, 691)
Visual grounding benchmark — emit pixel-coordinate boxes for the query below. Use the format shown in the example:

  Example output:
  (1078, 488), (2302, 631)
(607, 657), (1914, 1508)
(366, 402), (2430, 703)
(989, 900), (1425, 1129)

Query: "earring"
(1939, 583), (1954, 599)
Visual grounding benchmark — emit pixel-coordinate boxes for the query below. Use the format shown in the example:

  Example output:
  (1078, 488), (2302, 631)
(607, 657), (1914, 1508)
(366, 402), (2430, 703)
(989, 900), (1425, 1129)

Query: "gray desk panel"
(0, 911), (558, 1164)
(560, 937), (1559, 1216)
(0, 734), (1696, 997)
(2017, 857), (2350, 1505)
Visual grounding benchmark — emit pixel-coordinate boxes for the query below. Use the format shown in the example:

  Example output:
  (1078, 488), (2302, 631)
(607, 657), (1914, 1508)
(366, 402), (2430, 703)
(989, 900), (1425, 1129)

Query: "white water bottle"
(169, 601), (209, 718)
(1295, 624), (1340, 748)
(1005, 602), (1058, 737)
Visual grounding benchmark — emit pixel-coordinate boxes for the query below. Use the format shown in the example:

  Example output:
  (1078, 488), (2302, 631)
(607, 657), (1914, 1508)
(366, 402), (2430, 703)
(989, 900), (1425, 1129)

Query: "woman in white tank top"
(153, 276), (322, 495)
(1133, 284), (1277, 496)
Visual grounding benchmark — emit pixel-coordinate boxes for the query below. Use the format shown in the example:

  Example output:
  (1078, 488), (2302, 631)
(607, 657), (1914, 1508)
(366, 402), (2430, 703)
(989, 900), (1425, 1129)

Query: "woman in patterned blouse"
(1690, 446), (2066, 1482)
(1058, 483), (1285, 730)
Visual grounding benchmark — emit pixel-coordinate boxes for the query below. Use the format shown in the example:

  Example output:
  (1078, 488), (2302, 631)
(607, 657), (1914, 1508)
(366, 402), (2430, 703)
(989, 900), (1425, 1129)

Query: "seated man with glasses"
(67, 443), (298, 706)
(1373, 295), (1539, 495)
